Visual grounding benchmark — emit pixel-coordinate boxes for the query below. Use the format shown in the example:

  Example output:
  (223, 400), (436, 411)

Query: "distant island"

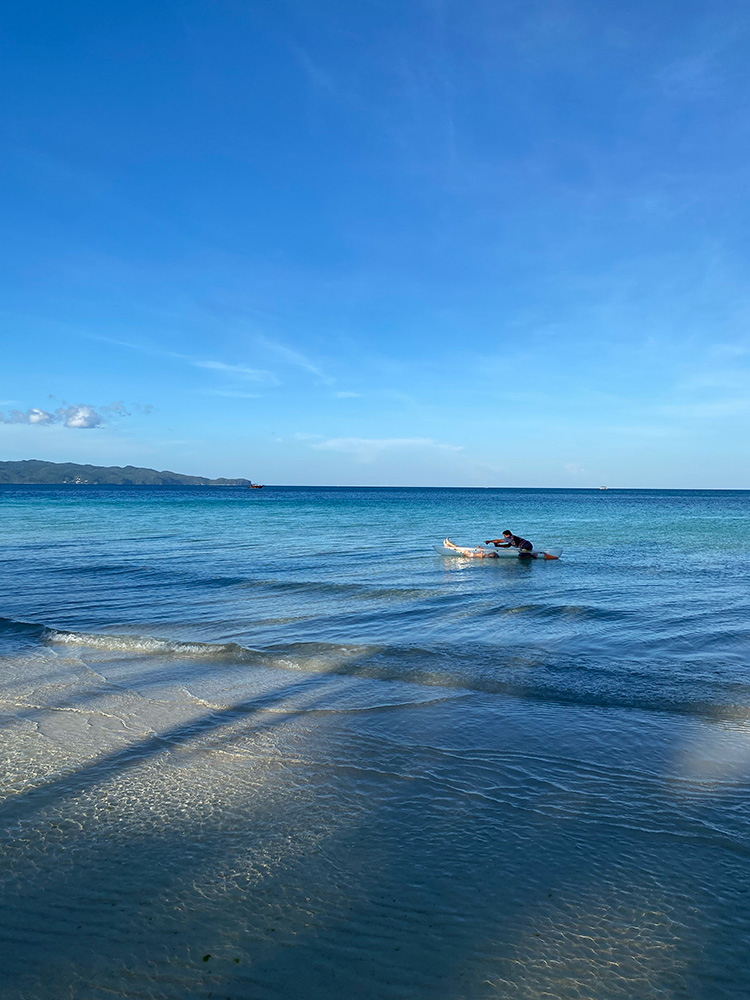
(0, 460), (253, 486)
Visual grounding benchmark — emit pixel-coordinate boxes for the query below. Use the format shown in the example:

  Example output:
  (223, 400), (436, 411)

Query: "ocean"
(1, 485), (749, 998)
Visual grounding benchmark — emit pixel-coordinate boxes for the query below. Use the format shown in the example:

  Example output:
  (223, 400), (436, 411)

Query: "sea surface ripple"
(1, 485), (749, 718)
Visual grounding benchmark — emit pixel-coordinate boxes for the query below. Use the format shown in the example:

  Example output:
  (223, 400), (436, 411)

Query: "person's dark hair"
(503, 530), (512, 536)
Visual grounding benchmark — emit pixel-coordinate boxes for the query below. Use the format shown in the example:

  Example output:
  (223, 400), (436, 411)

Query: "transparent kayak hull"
(434, 544), (561, 560)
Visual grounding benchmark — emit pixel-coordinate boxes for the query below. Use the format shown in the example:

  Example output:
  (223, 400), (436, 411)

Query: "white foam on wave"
(47, 629), (240, 658)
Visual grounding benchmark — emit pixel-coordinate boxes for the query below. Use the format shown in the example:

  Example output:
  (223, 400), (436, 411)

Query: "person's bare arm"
(485, 538), (509, 546)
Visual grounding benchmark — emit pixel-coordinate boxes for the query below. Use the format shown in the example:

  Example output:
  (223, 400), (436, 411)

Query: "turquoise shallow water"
(2, 485), (750, 716)
(1, 486), (749, 999)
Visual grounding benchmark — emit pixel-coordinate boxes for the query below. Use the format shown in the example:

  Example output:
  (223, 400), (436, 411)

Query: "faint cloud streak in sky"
(312, 436), (463, 463)
(193, 360), (276, 382)
(256, 335), (333, 383)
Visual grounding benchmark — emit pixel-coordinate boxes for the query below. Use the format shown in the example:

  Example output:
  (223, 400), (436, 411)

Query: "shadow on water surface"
(3, 486), (750, 996)
(1, 640), (749, 999)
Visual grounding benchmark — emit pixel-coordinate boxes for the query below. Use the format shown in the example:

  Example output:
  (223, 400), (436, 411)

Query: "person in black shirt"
(484, 530), (534, 558)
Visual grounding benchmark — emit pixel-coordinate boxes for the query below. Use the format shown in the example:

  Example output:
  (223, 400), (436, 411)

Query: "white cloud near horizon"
(311, 436), (464, 463)
(59, 405), (104, 428)
(0, 400), (146, 429)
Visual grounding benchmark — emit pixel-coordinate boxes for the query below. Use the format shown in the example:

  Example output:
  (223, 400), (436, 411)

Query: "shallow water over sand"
(1, 486), (749, 998)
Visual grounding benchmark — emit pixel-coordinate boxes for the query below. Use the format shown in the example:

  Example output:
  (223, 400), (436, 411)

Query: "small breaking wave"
(47, 628), (253, 660)
(0, 616), (51, 650)
(3, 615), (750, 721)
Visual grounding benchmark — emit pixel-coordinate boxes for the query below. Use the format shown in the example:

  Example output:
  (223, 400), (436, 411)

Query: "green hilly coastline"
(0, 460), (253, 486)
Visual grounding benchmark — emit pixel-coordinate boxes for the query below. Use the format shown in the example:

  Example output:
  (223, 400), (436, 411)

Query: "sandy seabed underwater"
(1, 485), (749, 999)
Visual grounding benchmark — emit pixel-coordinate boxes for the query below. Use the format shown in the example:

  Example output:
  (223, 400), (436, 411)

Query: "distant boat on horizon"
(599, 486), (608, 490)
(247, 483), (264, 489)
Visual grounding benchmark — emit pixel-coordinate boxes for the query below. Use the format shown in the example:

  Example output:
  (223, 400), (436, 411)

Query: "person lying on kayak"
(484, 531), (534, 557)
(442, 538), (499, 558)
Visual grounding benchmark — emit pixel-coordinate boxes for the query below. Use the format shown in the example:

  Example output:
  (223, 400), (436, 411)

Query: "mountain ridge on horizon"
(0, 460), (253, 486)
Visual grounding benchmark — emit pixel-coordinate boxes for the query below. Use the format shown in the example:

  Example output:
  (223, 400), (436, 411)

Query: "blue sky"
(2, 0), (749, 486)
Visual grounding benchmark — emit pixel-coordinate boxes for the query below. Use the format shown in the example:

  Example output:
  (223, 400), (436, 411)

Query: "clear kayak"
(434, 539), (562, 560)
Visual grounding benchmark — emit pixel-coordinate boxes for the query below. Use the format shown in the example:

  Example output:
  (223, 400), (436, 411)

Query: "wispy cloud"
(709, 344), (750, 359)
(85, 334), (278, 385)
(201, 389), (262, 399)
(563, 462), (588, 478)
(656, 398), (750, 420)
(193, 359), (275, 382)
(289, 43), (340, 99)
(0, 400), (145, 429)
(0, 407), (56, 426)
(674, 368), (750, 392)
(311, 436), (463, 462)
(334, 391), (361, 398)
(256, 335), (333, 383)
(656, 52), (722, 102)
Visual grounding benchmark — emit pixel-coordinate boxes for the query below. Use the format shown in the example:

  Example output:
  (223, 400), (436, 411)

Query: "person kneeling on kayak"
(484, 530), (534, 558)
